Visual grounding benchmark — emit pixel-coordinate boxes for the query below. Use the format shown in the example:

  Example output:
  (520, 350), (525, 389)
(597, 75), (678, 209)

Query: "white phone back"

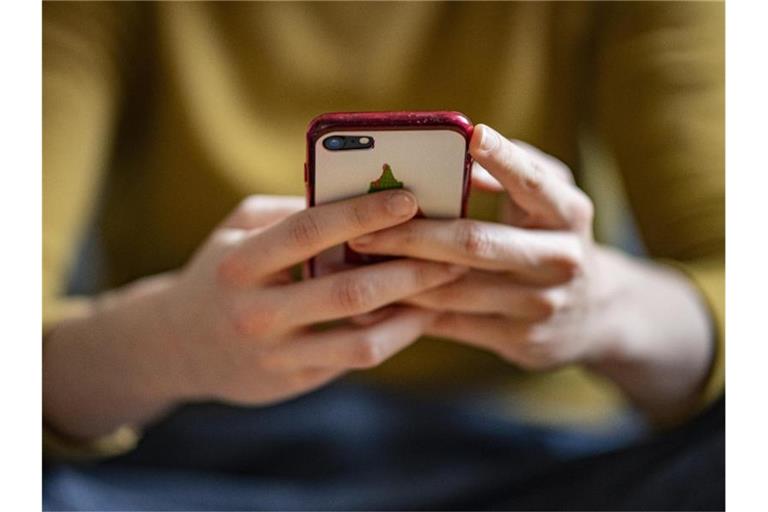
(312, 129), (467, 277)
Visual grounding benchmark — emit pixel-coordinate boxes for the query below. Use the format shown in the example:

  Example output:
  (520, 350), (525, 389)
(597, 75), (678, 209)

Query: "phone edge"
(304, 111), (475, 278)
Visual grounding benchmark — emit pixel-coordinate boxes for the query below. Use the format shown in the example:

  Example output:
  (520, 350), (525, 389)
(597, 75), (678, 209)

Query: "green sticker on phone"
(368, 164), (404, 193)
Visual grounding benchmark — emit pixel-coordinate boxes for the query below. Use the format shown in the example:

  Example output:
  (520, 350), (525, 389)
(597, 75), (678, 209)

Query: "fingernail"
(386, 191), (416, 217)
(351, 234), (373, 246)
(448, 265), (469, 275)
(478, 125), (499, 152)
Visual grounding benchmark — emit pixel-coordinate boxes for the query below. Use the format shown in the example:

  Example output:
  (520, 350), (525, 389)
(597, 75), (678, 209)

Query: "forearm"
(586, 248), (715, 423)
(43, 273), (189, 441)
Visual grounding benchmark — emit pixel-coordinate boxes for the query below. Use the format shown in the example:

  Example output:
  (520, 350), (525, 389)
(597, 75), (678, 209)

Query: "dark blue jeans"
(43, 381), (724, 511)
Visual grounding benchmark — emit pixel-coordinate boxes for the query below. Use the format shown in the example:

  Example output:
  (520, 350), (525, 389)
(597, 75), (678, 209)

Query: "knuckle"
(517, 331), (558, 370)
(433, 281), (463, 304)
(456, 221), (492, 258)
(570, 193), (594, 228)
(348, 202), (372, 230)
(225, 196), (272, 230)
(497, 138), (519, 169)
(528, 291), (559, 320)
(333, 276), (375, 313)
(351, 335), (385, 368)
(287, 215), (323, 248)
(213, 228), (246, 248)
(552, 159), (575, 183)
(522, 160), (545, 193)
(237, 194), (262, 213)
(408, 261), (440, 289)
(217, 253), (248, 286)
(231, 302), (277, 337)
(551, 242), (585, 281)
(432, 312), (458, 331)
(397, 221), (421, 247)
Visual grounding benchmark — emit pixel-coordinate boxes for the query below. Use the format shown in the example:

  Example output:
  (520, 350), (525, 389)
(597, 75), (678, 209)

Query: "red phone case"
(305, 111), (474, 277)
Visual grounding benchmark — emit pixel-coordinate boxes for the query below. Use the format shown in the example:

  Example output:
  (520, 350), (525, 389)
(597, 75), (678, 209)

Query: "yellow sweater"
(43, 1), (724, 457)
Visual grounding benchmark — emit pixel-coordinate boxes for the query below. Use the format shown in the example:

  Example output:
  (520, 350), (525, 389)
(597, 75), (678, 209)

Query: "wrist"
(150, 272), (225, 403)
(581, 247), (640, 366)
(583, 249), (715, 421)
(120, 272), (204, 405)
(43, 272), (191, 440)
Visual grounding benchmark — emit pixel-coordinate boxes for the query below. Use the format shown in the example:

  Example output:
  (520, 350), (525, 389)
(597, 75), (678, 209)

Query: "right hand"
(157, 190), (468, 406)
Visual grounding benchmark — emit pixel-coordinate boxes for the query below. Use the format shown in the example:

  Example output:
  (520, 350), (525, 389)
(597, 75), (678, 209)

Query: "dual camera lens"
(323, 135), (374, 151)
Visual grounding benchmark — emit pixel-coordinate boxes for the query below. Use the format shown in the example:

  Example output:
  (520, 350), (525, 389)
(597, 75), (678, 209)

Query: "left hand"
(348, 125), (714, 406)
(349, 124), (602, 370)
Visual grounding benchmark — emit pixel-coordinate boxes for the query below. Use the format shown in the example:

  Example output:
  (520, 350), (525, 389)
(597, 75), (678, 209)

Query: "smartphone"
(305, 111), (474, 278)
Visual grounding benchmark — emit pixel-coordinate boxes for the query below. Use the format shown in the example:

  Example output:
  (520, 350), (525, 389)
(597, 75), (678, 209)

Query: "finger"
(262, 307), (435, 370)
(219, 189), (419, 286)
(234, 259), (468, 335)
(219, 195), (306, 230)
(424, 312), (534, 365)
(470, 124), (593, 230)
(349, 218), (584, 285)
(263, 269), (295, 287)
(349, 306), (399, 326)
(235, 368), (345, 407)
(402, 270), (570, 320)
(499, 195), (529, 227)
(510, 140), (575, 184)
(470, 161), (505, 193)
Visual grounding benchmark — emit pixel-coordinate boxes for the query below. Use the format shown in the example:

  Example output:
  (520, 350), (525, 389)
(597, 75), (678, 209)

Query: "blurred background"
(44, 2), (724, 509)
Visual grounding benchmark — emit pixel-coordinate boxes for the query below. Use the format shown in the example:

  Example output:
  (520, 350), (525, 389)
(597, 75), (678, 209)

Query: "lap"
(43, 381), (724, 511)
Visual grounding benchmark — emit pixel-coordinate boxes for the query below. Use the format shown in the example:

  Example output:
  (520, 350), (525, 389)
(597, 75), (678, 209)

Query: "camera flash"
(359, 137), (371, 144)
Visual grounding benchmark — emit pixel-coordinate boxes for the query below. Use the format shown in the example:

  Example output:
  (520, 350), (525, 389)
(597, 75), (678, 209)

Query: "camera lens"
(323, 136), (345, 150)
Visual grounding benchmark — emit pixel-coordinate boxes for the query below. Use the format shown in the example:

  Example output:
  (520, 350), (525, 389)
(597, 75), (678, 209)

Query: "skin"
(43, 124), (714, 441)
(43, 190), (468, 439)
(351, 125), (714, 423)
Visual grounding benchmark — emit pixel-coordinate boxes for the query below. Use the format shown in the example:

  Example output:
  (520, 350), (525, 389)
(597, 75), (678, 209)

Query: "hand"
(43, 191), (467, 439)
(161, 191), (468, 405)
(350, 125), (600, 369)
(349, 124), (714, 419)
